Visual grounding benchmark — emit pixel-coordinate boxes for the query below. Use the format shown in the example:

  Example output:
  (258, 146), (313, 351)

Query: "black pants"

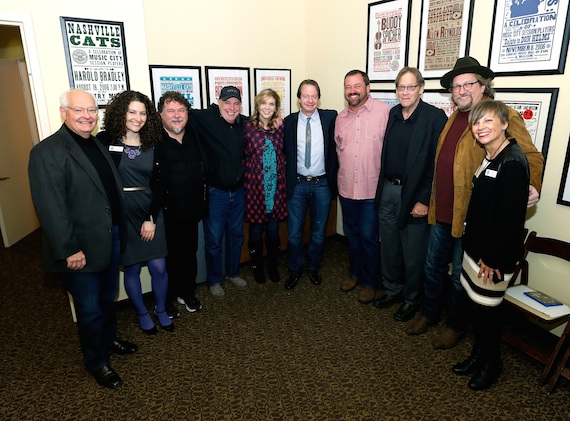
(472, 301), (503, 363)
(164, 211), (200, 301)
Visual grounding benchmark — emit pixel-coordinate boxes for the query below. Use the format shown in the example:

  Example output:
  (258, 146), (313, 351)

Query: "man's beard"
(169, 118), (184, 134)
(454, 95), (473, 112)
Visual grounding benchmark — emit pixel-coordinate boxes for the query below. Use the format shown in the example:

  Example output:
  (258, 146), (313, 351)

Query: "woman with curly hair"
(97, 90), (174, 334)
(244, 89), (286, 283)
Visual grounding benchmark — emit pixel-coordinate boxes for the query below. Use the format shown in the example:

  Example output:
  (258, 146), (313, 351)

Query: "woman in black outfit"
(454, 100), (531, 390)
(98, 91), (174, 334)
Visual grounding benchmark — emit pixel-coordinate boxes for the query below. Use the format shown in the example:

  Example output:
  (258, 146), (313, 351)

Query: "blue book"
(523, 291), (563, 307)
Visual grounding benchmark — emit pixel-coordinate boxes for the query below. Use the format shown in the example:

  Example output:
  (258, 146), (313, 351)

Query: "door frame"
(0, 13), (51, 141)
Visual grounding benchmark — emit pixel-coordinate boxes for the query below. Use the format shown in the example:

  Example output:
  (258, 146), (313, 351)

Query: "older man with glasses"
(29, 89), (137, 389)
(372, 67), (447, 323)
(406, 57), (544, 351)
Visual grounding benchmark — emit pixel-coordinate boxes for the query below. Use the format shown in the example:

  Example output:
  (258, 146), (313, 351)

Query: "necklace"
(486, 137), (508, 161)
(121, 140), (141, 160)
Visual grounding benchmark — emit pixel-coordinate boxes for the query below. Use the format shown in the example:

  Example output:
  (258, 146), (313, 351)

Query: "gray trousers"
(378, 181), (430, 305)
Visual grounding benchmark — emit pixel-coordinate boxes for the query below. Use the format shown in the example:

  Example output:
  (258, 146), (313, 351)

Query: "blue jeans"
(249, 214), (279, 244)
(339, 196), (379, 289)
(63, 225), (120, 372)
(287, 177), (331, 274)
(203, 186), (245, 285)
(422, 222), (468, 332)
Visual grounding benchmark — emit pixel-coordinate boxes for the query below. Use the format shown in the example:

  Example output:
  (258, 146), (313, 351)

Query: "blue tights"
(124, 258), (169, 329)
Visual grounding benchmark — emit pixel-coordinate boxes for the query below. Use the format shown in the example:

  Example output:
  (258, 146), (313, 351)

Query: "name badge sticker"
(485, 169), (498, 178)
(109, 145), (124, 152)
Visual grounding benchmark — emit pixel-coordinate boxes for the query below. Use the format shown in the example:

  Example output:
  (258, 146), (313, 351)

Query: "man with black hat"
(406, 56), (544, 349)
(188, 86), (248, 300)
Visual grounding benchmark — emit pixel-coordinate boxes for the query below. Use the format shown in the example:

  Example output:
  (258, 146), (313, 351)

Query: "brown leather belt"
(297, 174), (326, 182)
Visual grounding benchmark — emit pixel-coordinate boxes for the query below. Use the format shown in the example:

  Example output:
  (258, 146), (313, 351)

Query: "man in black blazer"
(372, 68), (447, 322)
(283, 79), (338, 290)
(28, 89), (137, 389)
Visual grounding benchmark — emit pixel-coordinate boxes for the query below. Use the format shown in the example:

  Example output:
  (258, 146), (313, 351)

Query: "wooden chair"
(503, 231), (570, 393)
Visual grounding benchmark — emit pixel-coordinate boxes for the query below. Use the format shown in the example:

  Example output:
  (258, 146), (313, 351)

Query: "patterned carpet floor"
(0, 230), (569, 420)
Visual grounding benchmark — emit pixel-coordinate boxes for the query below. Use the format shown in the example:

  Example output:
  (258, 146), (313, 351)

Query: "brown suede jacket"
(428, 96), (544, 238)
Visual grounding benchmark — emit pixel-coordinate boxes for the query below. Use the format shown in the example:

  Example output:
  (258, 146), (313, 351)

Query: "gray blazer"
(28, 125), (126, 273)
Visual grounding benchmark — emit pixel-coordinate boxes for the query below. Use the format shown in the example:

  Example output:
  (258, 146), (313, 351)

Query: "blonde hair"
(250, 89), (281, 133)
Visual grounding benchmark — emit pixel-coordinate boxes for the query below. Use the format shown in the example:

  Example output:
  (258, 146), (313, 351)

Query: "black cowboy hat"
(440, 56), (495, 89)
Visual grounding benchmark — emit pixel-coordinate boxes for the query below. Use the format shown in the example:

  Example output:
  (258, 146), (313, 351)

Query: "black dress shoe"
(452, 351), (484, 376)
(393, 303), (419, 322)
(166, 302), (180, 319)
(154, 308), (176, 332)
(111, 339), (138, 355)
(372, 293), (403, 309)
(308, 269), (323, 285)
(284, 273), (300, 290)
(468, 361), (503, 391)
(91, 365), (123, 389)
(142, 325), (158, 335)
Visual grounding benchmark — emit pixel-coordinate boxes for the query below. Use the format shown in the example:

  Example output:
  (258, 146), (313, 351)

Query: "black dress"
(98, 132), (167, 266)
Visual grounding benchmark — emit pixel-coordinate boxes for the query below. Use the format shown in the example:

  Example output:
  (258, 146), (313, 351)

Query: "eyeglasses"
(66, 106), (98, 116)
(449, 81), (480, 93)
(396, 84), (419, 92)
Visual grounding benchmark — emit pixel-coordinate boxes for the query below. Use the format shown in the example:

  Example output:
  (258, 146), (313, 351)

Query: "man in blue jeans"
(188, 86), (248, 300)
(283, 80), (338, 290)
(335, 70), (391, 304)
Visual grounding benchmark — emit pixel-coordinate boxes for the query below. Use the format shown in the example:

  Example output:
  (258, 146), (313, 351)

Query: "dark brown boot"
(249, 243), (266, 284)
(432, 328), (465, 350)
(266, 239), (281, 283)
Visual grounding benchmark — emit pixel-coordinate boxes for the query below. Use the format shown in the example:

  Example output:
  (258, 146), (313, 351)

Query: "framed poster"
(205, 66), (251, 116)
(557, 137), (570, 207)
(494, 88), (558, 161)
(254, 68), (292, 117)
(422, 89), (456, 117)
(148, 65), (202, 110)
(370, 89), (398, 106)
(371, 89), (456, 116)
(60, 16), (129, 107)
(489, 0), (570, 75)
(366, 0), (411, 82)
(418, 0), (474, 79)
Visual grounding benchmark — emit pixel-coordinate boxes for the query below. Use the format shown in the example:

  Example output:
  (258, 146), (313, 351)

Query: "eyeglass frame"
(64, 106), (99, 116)
(448, 80), (481, 93)
(395, 84), (420, 93)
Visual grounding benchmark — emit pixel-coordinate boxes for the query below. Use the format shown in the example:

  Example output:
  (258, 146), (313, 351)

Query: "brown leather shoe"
(432, 328), (465, 350)
(407, 314), (433, 336)
(340, 277), (358, 292)
(358, 287), (375, 304)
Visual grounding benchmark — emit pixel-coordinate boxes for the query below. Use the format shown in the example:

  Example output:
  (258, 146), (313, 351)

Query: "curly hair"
(250, 89), (281, 133)
(103, 90), (163, 151)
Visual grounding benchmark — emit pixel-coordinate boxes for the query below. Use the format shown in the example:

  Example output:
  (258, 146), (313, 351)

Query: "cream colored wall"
(143, 0), (307, 107)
